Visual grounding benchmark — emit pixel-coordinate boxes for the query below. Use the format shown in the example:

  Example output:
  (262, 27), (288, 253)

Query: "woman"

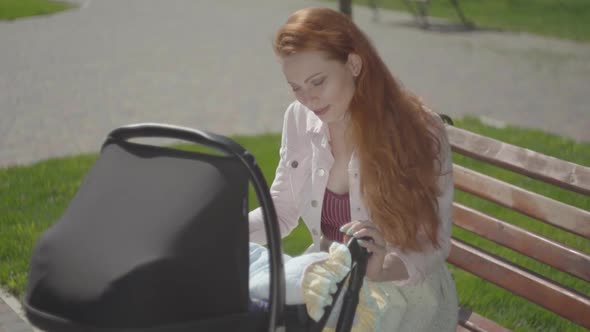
(249, 7), (458, 331)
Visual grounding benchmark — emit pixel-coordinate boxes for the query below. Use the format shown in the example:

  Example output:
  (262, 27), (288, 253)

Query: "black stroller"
(24, 123), (370, 332)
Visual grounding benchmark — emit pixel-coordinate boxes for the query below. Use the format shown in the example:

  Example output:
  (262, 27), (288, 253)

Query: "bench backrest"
(444, 125), (590, 330)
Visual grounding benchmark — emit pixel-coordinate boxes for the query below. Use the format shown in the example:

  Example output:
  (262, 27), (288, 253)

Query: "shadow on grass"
(377, 15), (502, 34)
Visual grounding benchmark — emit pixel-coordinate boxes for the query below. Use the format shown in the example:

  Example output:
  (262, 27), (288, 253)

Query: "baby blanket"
(248, 242), (386, 331)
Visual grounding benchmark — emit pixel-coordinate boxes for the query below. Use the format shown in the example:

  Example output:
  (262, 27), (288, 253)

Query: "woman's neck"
(328, 120), (354, 158)
(327, 110), (351, 139)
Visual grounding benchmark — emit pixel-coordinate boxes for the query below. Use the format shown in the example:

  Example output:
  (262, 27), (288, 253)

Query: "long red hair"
(274, 7), (446, 251)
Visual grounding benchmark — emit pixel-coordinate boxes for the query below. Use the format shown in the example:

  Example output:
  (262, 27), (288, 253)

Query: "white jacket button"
(312, 228), (319, 236)
(317, 168), (325, 176)
(311, 200), (318, 208)
(291, 160), (299, 168)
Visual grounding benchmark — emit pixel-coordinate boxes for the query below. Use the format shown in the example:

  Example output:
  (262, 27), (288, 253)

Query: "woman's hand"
(339, 220), (387, 281)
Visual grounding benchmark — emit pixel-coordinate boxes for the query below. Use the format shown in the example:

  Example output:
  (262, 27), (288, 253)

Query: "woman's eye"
(291, 86), (301, 92)
(312, 78), (325, 86)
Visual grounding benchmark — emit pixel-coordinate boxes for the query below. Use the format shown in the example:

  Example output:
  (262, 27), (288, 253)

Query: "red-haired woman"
(249, 7), (458, 330)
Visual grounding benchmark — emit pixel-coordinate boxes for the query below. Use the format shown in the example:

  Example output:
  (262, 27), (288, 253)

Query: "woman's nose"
(305, 90), (320, 105)
(298, 90), (315, 105)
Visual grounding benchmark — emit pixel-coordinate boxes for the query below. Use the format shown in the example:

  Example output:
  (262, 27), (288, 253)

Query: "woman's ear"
(347, 53), (362, 77)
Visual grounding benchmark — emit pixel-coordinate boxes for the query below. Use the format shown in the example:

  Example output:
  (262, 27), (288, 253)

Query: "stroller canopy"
(26, 138), (251, 329)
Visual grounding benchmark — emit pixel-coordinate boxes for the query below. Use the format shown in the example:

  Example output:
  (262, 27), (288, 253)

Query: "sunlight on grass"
(0, 0), (73, 20)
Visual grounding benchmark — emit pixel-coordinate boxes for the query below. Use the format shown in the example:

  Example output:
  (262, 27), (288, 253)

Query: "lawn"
(1, 117), (588, 331)
(352, 0), (590, 42)
(0, 0), (72, 20)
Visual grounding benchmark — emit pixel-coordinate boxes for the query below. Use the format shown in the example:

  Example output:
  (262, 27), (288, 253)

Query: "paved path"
(0, 291), (33, 332)
(0, 0), (589, 330)
(1, 0), (589, 168)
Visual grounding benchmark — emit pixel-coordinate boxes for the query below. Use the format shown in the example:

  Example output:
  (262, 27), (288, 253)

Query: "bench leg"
(416, 1), (431, 28)
(449, 0), (472, 27)
(402, 0), (431, 28)
(368, 0), (379, 21)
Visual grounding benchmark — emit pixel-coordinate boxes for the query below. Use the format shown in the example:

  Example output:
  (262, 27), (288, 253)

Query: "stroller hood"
(25, 140), (250, 328)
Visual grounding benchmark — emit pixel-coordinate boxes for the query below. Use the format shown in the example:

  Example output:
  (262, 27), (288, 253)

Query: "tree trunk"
(339, 0), (352, 18)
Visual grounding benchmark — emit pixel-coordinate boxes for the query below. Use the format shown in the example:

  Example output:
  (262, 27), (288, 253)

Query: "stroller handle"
(106, 123), (286, 332)
(335, 238), (370, 332)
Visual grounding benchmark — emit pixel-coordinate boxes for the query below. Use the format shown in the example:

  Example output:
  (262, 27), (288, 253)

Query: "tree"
(339, 0), (352, 18)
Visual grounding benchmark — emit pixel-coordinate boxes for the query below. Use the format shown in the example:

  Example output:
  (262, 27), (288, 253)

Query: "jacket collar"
(305, 110), (332, 148)
(305, 109), (359, 169)
(305, 110), (326, 136)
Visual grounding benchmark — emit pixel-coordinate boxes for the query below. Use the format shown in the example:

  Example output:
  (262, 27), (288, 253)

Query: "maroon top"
(321, 188), (351, 243)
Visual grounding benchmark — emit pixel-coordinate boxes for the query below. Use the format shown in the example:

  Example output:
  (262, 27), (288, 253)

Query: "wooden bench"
(440, 119), (590, 331)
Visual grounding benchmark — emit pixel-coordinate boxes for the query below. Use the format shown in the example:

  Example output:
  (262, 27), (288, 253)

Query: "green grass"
(1, 118), (589, 331)
(355, 0), (590, 42)
(0, 0), (73, 20)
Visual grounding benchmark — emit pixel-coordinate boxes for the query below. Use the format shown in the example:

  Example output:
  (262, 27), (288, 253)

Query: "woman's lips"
(312, 105), (330, 116)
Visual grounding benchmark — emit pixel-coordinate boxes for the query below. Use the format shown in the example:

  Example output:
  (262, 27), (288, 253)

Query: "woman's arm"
(248, 103), (303, 244)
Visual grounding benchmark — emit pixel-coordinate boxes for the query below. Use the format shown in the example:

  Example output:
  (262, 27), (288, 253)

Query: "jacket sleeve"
(248, 103), (303, 244)
(385, 116), (454, 286)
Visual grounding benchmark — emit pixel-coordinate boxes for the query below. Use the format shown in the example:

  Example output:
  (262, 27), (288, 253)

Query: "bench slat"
(447, 126), (590, 196)
(453, 164), (590, 238)
(458, 307), (512, 332)
(447, 238), (590, 329)
(453, 203), (590, 282)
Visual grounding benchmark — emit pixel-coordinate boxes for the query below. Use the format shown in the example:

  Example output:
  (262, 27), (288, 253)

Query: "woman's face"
(280, 50), (360, 124)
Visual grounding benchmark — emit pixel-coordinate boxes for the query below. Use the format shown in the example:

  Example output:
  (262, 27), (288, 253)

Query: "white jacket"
(249, 101), (454, 286)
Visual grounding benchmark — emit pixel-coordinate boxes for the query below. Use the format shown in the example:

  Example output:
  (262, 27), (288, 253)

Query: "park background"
(1, 0), (589, 331)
